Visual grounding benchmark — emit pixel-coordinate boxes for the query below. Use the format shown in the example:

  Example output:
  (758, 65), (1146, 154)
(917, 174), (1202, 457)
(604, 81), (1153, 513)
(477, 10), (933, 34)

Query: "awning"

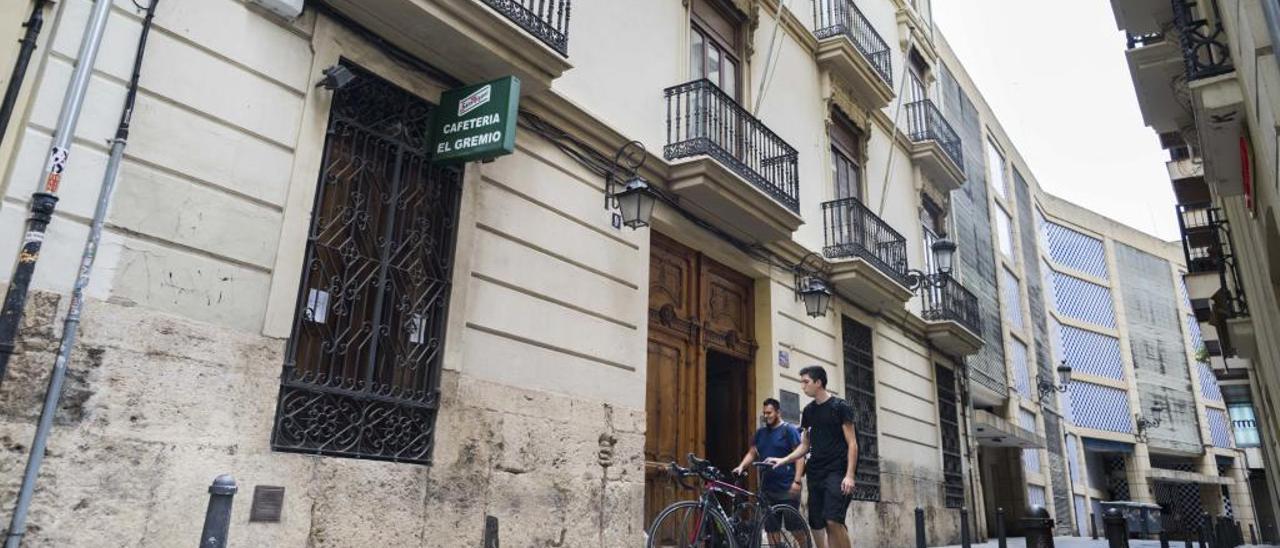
(1083, 437), (1135, 454)
(972, 409), (1045, 448)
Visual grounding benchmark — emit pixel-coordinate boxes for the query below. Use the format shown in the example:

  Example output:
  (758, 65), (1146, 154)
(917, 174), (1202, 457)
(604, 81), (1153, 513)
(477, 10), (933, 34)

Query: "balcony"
(1122, 32), (1187, 134)
(1178, 203), (1249, 357)
(663, 80), (804, 243)
(821, 197), (913, 311)
(917, 274), (983, 356)
(905, 99), (965, 190)
(1172, 0), (1233, 81)
(813, 0), (895, 110)
(324, 0), (572, 91)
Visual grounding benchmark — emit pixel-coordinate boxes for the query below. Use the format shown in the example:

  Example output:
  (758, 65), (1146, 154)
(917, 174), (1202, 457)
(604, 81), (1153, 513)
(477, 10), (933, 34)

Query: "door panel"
(644, 233), (756, 526)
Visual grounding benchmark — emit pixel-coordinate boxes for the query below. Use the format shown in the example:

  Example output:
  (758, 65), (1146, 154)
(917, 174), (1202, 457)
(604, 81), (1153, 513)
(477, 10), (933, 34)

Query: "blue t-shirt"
(754, 421), (801, 493)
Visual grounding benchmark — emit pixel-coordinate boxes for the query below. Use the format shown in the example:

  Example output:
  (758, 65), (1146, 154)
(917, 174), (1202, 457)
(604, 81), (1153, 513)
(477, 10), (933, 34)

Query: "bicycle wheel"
(754, 504), (814, 548)
(646, 500), (738, 548)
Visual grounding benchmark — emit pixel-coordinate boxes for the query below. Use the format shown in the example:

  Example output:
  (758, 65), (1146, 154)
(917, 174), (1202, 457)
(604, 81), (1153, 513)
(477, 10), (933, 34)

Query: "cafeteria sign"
(430, 76), (520, 164)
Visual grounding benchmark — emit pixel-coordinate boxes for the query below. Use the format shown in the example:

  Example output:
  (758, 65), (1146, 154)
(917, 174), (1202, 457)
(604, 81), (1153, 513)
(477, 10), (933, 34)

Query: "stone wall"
(0, 291), (645, 547)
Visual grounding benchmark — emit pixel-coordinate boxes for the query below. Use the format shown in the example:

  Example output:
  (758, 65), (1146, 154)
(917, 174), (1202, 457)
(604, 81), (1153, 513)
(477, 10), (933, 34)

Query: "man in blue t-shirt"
(733, 398), (806, 537)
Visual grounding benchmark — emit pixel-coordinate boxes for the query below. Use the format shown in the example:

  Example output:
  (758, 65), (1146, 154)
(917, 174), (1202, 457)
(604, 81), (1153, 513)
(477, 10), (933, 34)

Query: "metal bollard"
(1104, 507), (1129, 548)
(1159, 530), (1170, 548)
(995, 507), (1007, 548)
(1092, 514), (1099, 540)
(1250, 523), (1258, 545)
(199, 475), (237, 548)
(484, 515), (499, 548)
(915, 507), (926, 548)
(1198, 513), (1209, 548)
(960, 507), (971, 548)
(1022, 505), (1055, 548)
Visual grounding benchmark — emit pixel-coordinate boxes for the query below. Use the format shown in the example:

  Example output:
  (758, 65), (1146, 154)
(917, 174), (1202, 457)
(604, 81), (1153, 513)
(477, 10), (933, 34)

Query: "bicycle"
(645, 453), (814, 548)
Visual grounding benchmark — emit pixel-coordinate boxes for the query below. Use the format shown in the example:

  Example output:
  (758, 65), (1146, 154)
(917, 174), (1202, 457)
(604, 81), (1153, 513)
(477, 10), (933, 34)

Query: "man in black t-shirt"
(764, 365), (859, 548)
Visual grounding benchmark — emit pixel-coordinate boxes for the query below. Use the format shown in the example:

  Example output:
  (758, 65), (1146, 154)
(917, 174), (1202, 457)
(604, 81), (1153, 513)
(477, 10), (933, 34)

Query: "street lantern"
(1037, 360), (1073, 399)
(799, 277), (832, 318)
(1056, 363), (1073, 385)
(614, 177), (657, 229)
(931, 237), (957, 275)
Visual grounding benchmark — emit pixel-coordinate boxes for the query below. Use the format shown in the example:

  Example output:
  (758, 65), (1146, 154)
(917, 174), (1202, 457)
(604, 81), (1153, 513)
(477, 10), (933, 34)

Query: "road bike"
(645, 453), (814, 548)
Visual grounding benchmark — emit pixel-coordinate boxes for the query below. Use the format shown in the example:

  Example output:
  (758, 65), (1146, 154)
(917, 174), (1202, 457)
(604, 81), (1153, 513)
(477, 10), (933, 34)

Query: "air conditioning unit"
(248, 0), (303, 20)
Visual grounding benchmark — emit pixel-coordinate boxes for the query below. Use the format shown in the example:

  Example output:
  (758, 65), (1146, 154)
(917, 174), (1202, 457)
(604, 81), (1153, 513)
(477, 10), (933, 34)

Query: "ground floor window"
(935, 364), (963, 508)
(270, 62), (462, 464)
(842, 316), (880, 501)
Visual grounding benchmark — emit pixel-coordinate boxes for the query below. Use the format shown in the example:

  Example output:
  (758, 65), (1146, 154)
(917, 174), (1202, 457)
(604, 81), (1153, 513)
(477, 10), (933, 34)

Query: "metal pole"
(198, 475), (238, 548)
(960, 507), (971, 548)
(0, 0), (114, 387)
(915, 507), (926, 548)
(995, 507), (1007, 548)
(0, 0), (49, 149)
(1104, 508), (1130, 548)
(1249, 523), (1257, 545)
(1160, 530), (1170, 548)
(4, 2), (158, 545)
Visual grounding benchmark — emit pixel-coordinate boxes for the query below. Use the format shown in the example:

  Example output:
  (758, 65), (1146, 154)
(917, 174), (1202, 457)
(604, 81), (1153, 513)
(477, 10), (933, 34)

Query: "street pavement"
(936, 537), (1280, 548)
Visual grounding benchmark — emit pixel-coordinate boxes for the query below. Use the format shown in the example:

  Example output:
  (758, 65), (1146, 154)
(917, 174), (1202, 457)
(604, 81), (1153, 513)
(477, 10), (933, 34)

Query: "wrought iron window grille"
(479, 0), (571, 56)
(842, 316), (881, 501)
(663, 79), (801, 212)
(812, 0), (893, 85)
(271, 62), (462, 465)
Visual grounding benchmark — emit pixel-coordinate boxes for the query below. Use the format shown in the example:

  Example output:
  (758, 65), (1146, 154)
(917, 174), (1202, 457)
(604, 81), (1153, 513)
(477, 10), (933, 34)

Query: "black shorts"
(762, 490), (803, 533)
(805, 470), (852, 530)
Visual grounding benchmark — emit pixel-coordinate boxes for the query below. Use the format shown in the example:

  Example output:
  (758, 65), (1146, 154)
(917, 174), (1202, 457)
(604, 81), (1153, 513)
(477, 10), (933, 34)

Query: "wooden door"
(644, 233), (756, 525)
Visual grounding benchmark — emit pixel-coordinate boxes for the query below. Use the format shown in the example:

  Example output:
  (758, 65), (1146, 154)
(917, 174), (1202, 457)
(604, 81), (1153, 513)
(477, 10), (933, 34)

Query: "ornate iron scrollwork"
(271, 63), (462, 465)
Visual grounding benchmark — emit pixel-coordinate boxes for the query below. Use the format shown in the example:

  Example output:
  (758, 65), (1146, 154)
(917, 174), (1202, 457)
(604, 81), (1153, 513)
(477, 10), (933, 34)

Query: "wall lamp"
(903, 237), (958, 290)
(1135, 404), (1165, 442)
(1037, 361), (1073, 399)
(794, 252), (832, 318)
(604, 140), (657, 230)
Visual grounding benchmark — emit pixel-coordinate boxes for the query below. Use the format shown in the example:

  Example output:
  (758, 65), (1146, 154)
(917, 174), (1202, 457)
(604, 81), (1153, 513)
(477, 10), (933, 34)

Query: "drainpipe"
(0, 0), (50, 150)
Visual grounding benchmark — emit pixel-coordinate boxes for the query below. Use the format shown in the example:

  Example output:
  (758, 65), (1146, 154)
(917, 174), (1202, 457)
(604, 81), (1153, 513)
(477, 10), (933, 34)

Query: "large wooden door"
(644, 233), (755, 525)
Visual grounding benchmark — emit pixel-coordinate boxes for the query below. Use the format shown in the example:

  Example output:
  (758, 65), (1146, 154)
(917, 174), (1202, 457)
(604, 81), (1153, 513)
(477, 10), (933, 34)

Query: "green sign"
(429, 76), (520, 164)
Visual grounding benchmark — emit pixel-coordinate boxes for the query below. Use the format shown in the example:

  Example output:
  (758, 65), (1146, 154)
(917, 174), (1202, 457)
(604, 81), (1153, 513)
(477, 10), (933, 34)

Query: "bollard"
(915, 507), (926, 548)
(484, 515), (499, 548)
(1159, 530), (1170, 548)
(1184, 531), (1192, 548)
(1250, 523), (1258, 545)
(199, 475), (238, 548)
(1104, 507), (1130, 548)
(1022, 505), (1055, 548)
(995, 507), (1007, 548)
(960, 507), (971, 548)
(1092, 514), (1100, 540)
(1198, 513), (1209, 548)
(1234, 520), (1243, 547)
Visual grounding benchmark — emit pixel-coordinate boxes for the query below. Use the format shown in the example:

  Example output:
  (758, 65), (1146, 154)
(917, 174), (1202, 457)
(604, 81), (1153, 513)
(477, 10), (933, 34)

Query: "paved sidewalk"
(936, 537), (1280, 548)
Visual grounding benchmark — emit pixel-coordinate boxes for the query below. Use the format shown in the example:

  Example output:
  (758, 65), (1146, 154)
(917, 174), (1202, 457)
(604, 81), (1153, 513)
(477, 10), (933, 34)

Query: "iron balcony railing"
(480, 0), (571, 56)
(821, 197), (909, 283)
(918, 274), (982, 336)
(813, 0), (893, 85)
(905, 99), (964, 172)
(1171, 0), (1232, 80)
(664, 79), (800, 212)
(1176, 203), (1248, 317)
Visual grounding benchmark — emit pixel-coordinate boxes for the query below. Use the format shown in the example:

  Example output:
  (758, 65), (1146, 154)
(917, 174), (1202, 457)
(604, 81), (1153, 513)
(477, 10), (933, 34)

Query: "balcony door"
(690, 0), (745, 159)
